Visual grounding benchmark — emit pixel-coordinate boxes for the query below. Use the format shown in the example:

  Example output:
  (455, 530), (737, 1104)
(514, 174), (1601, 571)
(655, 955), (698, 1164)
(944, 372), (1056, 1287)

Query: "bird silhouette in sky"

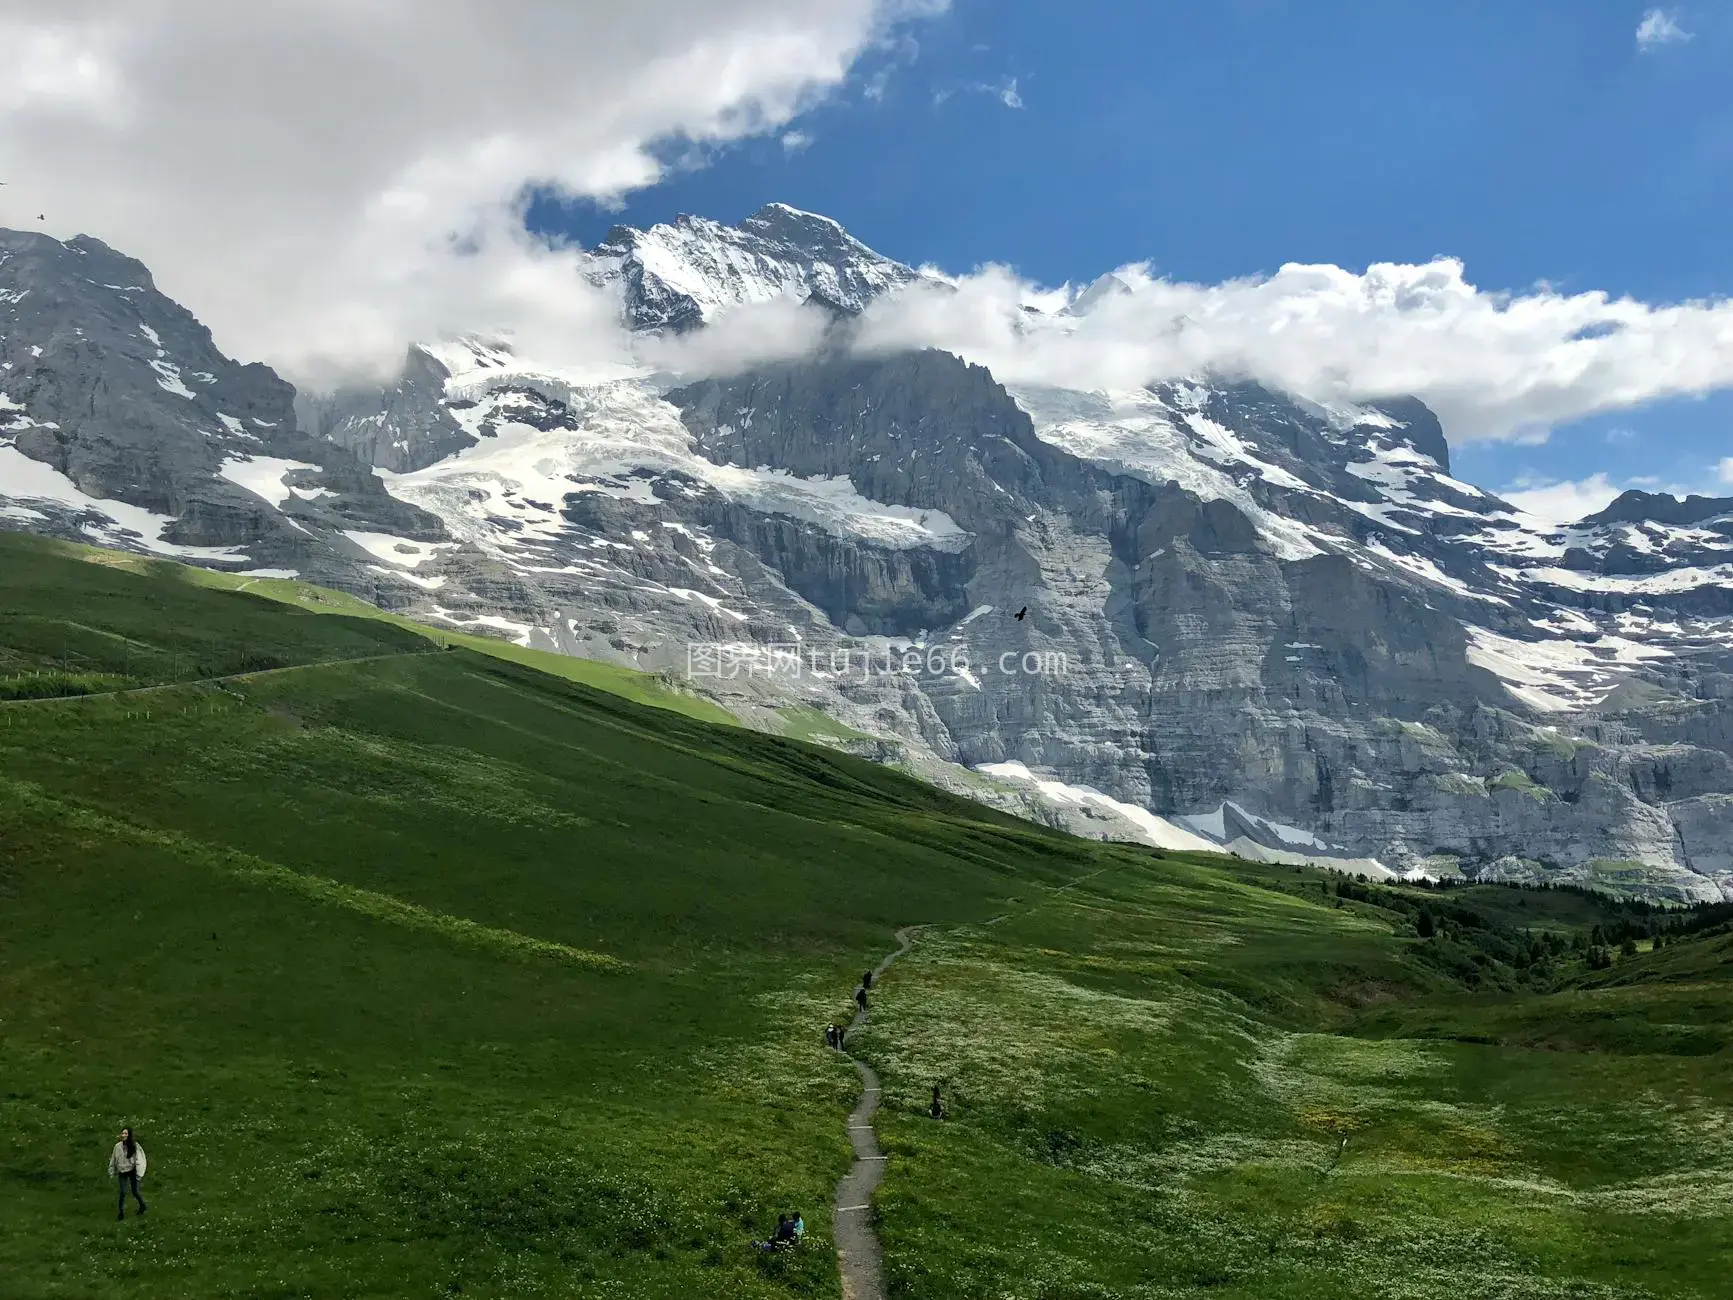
(1014, 606), (1028, 621)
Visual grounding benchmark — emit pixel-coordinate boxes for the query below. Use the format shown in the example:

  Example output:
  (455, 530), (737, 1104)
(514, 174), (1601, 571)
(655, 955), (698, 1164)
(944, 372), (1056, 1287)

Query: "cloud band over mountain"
(3, 1), (1731, 446)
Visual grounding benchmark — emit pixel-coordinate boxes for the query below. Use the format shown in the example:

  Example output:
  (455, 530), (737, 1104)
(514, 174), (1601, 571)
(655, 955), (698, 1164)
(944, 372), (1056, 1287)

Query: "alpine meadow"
(2, 532), (1730, 1299)
(4, 8), (1733, 1294)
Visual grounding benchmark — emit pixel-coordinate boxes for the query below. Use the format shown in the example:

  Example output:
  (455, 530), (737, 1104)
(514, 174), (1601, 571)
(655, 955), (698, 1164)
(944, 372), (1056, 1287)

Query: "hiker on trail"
(862, 970), (873, 991)
(108, 1127), (147, 1219)
(835, 1022), (846, 1050)
(930, 1085), (944, 1120)
(855, 986), (868, 1013)
(825, 1024), (836, 1049)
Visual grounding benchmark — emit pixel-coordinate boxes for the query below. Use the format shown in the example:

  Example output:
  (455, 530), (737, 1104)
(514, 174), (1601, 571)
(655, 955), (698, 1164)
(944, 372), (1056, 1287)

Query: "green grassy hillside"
(852, 866), (1732, 1298)
(1, 531), (1729, 1299)
(1, 532), (733, 723)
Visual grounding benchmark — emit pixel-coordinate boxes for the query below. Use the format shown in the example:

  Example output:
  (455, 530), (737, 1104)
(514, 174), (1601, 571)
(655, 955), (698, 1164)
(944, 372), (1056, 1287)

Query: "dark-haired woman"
(108, 1127), (147, 1219)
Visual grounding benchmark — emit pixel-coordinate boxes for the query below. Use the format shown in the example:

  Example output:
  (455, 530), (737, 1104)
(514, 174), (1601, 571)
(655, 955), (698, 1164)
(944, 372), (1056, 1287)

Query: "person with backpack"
(855, 986), (868, 1014)
(108, 1127), (147, 1219)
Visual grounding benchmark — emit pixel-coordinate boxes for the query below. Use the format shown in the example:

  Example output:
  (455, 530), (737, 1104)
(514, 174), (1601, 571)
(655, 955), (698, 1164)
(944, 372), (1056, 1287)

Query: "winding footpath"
(828, 872), (1120, 1295)
(832, 926), (919, 1300)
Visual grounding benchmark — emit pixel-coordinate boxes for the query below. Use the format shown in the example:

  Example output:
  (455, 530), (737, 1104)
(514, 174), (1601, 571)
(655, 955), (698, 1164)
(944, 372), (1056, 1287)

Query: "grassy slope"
(0, 533), (1095, 1298)
(2, 531), (1730, 1298)
(856, 867), (1733, 1299)
(774, 706), (875, 745)
(15, 533), (734, 725)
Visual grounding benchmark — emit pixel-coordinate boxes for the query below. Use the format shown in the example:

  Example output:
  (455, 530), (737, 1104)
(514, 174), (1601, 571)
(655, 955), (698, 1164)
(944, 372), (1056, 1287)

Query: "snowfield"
(219, 455), (326, 509)
(976, 761), (1223, 853)
(0, 445), (251, 561)
(1464, 625), (1671, 713)
(380, 370), (970, 555)
(1007, 385), (1328, 561)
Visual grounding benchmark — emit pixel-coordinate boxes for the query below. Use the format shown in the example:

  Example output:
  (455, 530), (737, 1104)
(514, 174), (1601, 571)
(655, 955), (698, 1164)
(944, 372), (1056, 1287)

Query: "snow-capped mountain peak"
(582, 202), (924, 332)
(1064, 272), (1136, 317)
(734, 201), (862, 248)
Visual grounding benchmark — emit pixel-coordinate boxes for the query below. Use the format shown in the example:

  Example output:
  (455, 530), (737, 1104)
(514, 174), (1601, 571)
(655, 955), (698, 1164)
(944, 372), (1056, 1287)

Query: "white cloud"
(934, 76), (1022, 111)
(846, 258), (1733, 442)
(8, 0), (1732, 452)
(1500, 474), (1625, 524)
(1498, 468), (1728, 523)
(856, 28), (920, 102)
(1636, 8), (1691, 49)
(638, 296), (835, 377)
(1718, 456), (1733, 487)
(780, 130), (813, 153)
(0, 1), (941, 387)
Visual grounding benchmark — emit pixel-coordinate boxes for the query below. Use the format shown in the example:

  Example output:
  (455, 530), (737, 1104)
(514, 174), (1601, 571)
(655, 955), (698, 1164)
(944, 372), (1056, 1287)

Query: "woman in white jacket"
(108, 1127), (147, 1219)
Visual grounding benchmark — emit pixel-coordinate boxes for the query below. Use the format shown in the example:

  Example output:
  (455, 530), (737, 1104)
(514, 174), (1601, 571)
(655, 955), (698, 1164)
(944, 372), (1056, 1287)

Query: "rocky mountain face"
(294, 344), (479, 475)
(3, 211), (1731, 901)
(0, 229), (444, 590)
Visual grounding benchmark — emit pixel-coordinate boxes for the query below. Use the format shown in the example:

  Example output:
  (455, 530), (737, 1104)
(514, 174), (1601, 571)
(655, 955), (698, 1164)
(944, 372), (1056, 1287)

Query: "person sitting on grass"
(792, 1211), (805, 1242)
(757, 1214), (796, 1251)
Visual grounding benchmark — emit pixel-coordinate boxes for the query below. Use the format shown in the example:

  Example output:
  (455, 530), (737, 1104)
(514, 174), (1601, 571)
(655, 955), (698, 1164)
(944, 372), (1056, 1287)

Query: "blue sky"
(531, 0), (1732, 515)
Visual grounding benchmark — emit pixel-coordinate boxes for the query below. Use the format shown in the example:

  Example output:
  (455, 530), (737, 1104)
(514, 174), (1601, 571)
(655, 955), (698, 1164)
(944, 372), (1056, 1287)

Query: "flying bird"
(1014, 606), (1028, 621)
